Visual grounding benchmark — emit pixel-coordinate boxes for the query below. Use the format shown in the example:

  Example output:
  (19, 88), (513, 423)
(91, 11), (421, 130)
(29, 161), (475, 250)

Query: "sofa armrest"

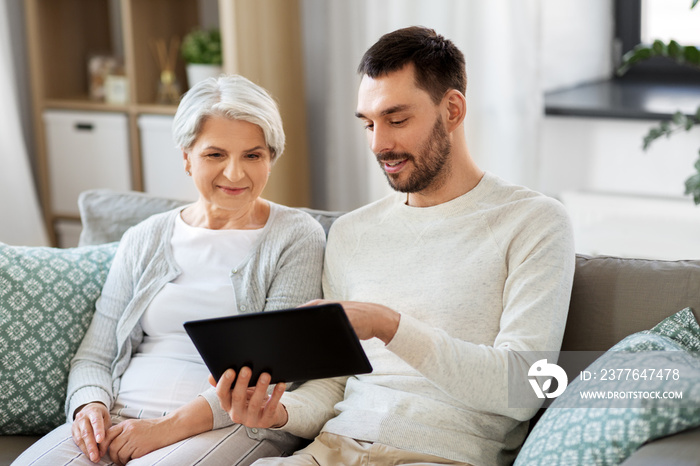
(620, 426), (700, 466)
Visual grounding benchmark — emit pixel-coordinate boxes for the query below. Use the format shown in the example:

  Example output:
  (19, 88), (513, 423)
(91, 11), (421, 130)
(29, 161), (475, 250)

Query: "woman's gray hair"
(172, 74), (285, 162)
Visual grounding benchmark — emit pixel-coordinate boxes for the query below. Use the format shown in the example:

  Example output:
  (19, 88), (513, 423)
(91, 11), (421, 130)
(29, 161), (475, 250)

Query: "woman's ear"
(183, 151), (191, 176)
(443, 89), (467, 132)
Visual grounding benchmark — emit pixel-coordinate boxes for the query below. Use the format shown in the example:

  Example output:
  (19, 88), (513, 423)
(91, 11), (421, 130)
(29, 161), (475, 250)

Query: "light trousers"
(13, 410), (300, 466)
(252, 432), (473, 466)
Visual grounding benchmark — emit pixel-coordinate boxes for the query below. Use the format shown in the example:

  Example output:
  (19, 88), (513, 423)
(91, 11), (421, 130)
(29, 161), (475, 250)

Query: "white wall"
(536, 0), (700, 260)
(5, 0), (34, 166)
(540, 116), (700, 260)
(540, 117), (700, 199)
(300, 0), (616, 210)
(540, 0), (615, 92)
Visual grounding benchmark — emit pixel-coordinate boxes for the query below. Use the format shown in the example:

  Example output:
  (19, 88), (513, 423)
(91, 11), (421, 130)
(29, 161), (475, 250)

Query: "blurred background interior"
(2, 0), (700, 260)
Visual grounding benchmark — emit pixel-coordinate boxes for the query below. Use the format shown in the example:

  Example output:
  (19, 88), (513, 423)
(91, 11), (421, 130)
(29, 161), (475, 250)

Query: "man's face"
(356, 64), (452, 194)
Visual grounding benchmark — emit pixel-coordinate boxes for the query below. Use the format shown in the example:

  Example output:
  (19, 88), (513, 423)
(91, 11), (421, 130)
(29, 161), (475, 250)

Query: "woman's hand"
(212, 367), (289, 429)
(105, 395), (214, 465)
(71, 402), (112, 463)
(104, 418), (169, 466)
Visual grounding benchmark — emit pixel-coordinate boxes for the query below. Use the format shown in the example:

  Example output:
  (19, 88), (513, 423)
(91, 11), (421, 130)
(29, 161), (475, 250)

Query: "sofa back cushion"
(77, 190), (189, 246)
(79, 190), (700, 355)
(77, 189), (344, 245)
(563, 255), (700, 351)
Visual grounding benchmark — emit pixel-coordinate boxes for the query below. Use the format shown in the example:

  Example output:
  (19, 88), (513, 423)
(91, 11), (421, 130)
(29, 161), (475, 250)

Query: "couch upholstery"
(2, 189), (699, 465)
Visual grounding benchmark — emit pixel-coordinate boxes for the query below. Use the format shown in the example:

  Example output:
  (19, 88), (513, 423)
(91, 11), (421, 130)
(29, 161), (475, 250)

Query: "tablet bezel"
(183, 303), (372, 386)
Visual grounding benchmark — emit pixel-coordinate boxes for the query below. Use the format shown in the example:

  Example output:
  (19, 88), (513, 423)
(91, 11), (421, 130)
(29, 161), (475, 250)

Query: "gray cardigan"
(66, 202), (325, 437)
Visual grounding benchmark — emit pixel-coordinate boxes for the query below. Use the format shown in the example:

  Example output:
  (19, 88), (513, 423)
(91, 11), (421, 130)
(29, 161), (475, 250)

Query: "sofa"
(1, 189), (699, 465)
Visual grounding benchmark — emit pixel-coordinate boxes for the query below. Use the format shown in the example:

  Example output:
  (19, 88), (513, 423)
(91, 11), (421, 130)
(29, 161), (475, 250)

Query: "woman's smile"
(218, 185), (248, 195)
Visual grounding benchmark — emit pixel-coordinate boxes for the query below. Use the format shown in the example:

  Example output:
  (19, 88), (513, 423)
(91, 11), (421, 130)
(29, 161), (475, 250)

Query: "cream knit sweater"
(281, 172), (576, 465)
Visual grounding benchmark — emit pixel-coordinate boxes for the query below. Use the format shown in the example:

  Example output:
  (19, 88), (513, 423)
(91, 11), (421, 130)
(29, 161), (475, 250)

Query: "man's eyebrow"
(355, 104), (413, 120)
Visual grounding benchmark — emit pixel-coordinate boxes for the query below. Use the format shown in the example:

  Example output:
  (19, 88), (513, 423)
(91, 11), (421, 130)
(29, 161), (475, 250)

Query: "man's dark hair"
(357, 26), (467, 104)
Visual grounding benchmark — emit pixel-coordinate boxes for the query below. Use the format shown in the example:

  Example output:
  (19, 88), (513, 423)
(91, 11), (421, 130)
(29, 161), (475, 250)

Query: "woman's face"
(184, 116), (272, 214)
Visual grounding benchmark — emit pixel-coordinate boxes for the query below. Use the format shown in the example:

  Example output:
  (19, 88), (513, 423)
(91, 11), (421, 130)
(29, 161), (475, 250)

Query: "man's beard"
(376, 117), (451, 194)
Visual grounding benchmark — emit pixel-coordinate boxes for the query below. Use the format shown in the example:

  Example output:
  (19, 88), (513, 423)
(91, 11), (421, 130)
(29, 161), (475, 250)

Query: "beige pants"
(253, 432), (473, 466)
(13, 413), (300, 466)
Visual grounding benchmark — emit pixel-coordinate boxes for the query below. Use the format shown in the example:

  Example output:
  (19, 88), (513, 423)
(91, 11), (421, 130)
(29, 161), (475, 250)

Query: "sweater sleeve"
(65, 232), (137, 420)
(277, 376), (348, 438)
(385, 200), (576, 420)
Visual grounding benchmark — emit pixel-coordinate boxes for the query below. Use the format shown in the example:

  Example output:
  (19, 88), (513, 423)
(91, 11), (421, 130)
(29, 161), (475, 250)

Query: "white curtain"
(0, 0), (47, 246)
(302, 0), (543, 211)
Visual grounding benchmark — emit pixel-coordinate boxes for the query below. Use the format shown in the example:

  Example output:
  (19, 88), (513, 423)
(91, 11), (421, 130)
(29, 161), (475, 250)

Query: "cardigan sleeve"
(65, 231), (138, 420)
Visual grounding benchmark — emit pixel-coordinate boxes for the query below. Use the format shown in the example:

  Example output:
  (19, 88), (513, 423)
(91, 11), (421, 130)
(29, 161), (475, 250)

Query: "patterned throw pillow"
(515, 308), (700, 466)
(646, 307), (700, 352)
(0, 242), (118, 435)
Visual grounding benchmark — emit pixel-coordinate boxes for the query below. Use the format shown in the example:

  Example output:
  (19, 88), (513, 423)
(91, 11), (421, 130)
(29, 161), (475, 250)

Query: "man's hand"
(211, 367), (289, 428)
(104, 418), (171, 466)
(305, 299), (400, 344)
(71, 402), (112, 463)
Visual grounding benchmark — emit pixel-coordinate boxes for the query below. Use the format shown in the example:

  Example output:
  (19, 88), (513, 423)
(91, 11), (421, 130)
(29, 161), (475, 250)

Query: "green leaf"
(684, 46), (700, 66)
(685, 174), (700, 204)
(643, 127), (662, 150)
(652, 39), (667, 55)
(668, 40), (684, 60)
(181, 28), (222, 65)
(672, 111), (688, 126)
(696, 105), (700, 122)
(618, 46), (654, 75)
(684, 173), (700, 192)
(692, 0), (699, 9)
(694, 157), (700, 172)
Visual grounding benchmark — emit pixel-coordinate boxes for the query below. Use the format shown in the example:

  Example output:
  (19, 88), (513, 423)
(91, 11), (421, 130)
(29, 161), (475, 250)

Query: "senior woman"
(14, 75), (325, 466)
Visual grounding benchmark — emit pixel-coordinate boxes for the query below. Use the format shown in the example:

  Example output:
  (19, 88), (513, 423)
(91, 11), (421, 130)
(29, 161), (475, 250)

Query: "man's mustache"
(376, 152), (413, 163)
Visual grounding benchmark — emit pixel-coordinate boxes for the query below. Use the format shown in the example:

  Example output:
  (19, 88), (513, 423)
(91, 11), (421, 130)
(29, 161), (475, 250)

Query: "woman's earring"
(186, 170), (191, 176)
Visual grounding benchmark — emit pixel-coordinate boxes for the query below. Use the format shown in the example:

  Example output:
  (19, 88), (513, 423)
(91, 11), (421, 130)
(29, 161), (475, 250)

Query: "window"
(616, 0), (700, 80)
(641, 0), (700, 46)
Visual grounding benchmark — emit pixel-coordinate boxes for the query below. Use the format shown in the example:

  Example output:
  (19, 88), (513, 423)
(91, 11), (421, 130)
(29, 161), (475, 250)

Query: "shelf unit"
(24, 0), (310, 246)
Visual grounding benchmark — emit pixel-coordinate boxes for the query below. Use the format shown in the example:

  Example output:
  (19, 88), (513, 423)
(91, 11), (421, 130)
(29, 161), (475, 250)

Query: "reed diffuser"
(151, 37), (181, 105)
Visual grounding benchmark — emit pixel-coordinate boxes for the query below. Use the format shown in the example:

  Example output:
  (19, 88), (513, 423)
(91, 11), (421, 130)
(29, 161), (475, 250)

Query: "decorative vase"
(186, 63), (223, 88)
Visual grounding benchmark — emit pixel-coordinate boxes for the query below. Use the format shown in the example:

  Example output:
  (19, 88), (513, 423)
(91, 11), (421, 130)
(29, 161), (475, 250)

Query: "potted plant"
(181, 27), (223, 88)
(617, 0), (700, 203)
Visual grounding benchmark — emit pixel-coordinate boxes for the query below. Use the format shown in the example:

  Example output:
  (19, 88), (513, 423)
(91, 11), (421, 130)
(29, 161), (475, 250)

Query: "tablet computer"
(183, 303), (372, 386)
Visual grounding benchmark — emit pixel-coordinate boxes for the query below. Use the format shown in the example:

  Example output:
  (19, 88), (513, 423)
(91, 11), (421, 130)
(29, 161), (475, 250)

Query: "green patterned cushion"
(0, 242), (117, 435)
(646, 307), (700, 352)
(515, 308), (700, 466)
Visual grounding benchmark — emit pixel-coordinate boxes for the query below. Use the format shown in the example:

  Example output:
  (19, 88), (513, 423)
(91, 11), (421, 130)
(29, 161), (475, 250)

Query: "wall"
(300, 0), (616, 210)
(540, 0), (614, 93)
(539, 116), (700, 260)
(5, 0), (34, 172)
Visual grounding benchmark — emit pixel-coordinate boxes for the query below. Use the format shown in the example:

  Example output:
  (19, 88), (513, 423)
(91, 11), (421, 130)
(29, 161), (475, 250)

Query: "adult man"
(215, 26), (575, 465)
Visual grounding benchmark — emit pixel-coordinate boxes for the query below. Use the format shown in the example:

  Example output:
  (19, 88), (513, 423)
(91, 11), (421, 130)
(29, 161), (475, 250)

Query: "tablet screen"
(184, 303), (372, 386)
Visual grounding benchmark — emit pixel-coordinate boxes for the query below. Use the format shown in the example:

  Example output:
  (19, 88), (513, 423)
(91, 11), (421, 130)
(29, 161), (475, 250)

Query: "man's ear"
(443, 89), (467, 132)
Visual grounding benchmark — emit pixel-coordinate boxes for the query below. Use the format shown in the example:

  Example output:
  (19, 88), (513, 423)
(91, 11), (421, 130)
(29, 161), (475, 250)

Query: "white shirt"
(116, 213), (263, 413)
